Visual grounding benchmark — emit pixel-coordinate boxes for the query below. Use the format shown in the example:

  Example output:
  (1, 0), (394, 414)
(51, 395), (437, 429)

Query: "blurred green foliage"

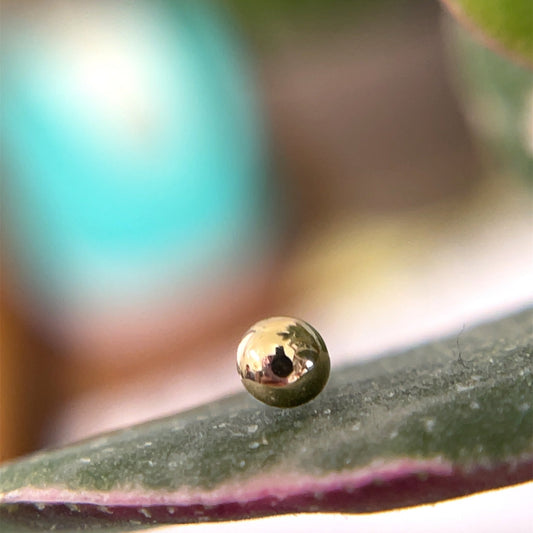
(449, 20), (533, 181)
(443, 0), (533, 66)
(225, 0), (415, 46)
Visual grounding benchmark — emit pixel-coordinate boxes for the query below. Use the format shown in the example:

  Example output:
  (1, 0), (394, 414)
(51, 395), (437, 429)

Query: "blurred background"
(1, 0), (532, 465)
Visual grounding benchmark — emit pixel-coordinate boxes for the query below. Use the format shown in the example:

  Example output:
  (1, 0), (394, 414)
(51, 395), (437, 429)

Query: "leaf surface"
(1, 308), (532, 531)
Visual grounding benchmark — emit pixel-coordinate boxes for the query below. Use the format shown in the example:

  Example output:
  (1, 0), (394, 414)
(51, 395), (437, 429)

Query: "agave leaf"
(441, 0), (533, 67)
(1, 308), (532, 531)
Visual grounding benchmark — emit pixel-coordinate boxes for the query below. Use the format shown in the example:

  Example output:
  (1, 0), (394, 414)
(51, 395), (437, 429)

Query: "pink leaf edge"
(2, 457), (532, 525)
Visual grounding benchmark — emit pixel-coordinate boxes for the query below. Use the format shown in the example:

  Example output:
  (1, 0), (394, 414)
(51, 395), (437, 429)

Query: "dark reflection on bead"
(271, 346), (293, 378)
(236, 317), (330, 408)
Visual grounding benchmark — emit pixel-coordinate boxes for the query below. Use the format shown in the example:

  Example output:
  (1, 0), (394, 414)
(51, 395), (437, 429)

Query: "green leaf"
(441, 0), (533, 67)
(445, 18), (533, 182)
(1, 308), (532, 531)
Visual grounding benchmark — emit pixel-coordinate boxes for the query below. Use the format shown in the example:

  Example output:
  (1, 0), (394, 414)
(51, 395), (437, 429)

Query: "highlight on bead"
(236, 317), (330, 408)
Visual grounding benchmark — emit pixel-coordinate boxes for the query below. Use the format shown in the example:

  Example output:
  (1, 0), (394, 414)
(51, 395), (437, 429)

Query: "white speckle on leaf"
(139, 507), (152, 518)
(470, 401), (480, 410)
(168, 451), (187, 467)
(66, 503), (80, 513)
(519, 403), (530, 412)
(79, 457), (91, 464)
(249, 441), (260, 449)
(239, 460), (246, 468)
(89, 437), (109, 450)
(425, 419), (436, 432)
(143, 441), (153, 447)
(167, 507), (175, 514)
(247, 424), (258, 434)
(97, 505), (113, 515)
(323, 408), (331, 415)
(456, 384), (474, 392)
(34, 503), (46, 511)
(351, 423), (361, 431)
(148, 460), (155, 467)
(389, 430), (398, 439)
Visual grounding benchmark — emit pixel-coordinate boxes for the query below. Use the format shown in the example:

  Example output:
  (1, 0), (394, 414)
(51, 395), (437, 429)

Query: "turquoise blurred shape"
(1, 1), (275, 308)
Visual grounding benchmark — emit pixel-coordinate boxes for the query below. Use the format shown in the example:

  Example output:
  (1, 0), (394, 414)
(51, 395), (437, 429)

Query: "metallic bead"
(237, 317), (330, 407)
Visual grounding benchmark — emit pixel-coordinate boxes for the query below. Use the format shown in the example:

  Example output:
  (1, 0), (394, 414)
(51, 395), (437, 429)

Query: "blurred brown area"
(0, 1), (486, 461)
(257, 1), (480, 229)
(0, 296), (62, 462)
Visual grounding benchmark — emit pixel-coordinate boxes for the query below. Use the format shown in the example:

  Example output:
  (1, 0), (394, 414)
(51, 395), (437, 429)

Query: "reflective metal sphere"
(237, 317), (330, 407)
